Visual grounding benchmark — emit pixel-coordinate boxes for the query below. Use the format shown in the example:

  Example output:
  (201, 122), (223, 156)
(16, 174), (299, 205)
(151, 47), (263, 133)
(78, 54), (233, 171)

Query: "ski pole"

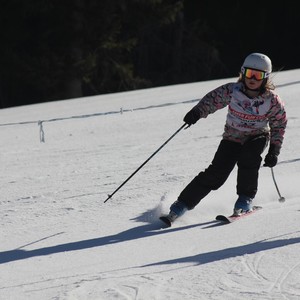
(104, 123), (188, 203)
(271, 167), (285, 202)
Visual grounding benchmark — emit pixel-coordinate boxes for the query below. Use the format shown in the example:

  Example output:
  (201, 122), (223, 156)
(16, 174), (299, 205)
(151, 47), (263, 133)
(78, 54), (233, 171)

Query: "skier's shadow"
(141, 235), (300, 268)
(0, 210), (217, 265)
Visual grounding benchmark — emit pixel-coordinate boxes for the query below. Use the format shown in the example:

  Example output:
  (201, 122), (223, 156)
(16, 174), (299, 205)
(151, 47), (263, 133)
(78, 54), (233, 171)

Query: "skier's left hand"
(263, 144), (279, 167)
(263, 152), (278, 167)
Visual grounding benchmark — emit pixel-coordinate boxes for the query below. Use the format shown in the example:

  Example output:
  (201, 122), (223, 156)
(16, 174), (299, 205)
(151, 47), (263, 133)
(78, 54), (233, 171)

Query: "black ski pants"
(178, 135), (268, 210)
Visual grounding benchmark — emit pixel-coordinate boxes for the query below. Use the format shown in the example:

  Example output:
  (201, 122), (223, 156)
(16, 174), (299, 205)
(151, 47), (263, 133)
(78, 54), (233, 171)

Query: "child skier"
(163, 52), (287, 225)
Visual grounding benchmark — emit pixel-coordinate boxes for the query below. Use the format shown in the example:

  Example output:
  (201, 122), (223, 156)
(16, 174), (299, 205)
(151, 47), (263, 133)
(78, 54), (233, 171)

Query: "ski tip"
(215, 215), (231, 223)
(252, 205), (263, 211)
(159, 216), (172, 228)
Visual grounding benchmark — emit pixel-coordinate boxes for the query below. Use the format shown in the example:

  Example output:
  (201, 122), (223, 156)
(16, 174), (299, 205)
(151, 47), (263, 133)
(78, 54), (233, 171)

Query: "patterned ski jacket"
(192, 82), (287, 152)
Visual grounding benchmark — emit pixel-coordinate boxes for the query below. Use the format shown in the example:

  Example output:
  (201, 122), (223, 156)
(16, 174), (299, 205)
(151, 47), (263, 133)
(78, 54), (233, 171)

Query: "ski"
(216, 206), (262, 224)
(160, 206), (263, 227)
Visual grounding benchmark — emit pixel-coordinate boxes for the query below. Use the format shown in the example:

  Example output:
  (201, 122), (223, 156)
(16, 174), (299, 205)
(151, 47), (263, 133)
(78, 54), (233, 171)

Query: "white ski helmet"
(241, 53), (272, 77)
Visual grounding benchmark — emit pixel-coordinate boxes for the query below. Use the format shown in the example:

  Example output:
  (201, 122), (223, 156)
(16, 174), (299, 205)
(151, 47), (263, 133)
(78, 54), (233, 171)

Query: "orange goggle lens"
(244, 68), (266, 80)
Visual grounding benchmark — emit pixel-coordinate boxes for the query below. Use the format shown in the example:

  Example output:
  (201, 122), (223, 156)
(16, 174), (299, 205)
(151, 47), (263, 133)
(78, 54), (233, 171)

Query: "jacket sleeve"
(192, 83), (233, 118)
(268, 94), (287, 153)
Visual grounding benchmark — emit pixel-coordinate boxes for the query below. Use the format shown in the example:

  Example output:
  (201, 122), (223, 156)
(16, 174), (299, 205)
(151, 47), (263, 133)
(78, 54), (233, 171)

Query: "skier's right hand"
(183, 107), (201, 126)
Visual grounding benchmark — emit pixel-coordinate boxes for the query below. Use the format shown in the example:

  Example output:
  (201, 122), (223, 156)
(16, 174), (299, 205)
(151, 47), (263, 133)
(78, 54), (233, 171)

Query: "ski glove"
(183, 107), (201, 126)
(263, 144), (280, 168)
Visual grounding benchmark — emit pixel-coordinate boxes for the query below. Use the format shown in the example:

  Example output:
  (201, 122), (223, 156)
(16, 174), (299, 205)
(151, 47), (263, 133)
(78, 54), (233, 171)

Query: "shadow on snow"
(142, 235), (300, 268)
(1, 215), (299, 265)
(0, 219), (214, 264)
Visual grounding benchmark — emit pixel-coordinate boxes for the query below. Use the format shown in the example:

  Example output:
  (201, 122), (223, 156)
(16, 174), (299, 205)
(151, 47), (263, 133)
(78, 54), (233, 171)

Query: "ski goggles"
(242, 67), (268, 81)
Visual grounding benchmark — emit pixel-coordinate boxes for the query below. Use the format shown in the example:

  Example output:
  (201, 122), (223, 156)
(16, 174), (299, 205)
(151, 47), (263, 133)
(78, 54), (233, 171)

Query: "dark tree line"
(0, 1), (299, 108)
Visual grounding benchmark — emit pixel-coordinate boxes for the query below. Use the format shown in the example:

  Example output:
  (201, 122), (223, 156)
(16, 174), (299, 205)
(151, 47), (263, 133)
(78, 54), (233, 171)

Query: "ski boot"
(233, 194), (253, 215)
(160, 200), (188, 227)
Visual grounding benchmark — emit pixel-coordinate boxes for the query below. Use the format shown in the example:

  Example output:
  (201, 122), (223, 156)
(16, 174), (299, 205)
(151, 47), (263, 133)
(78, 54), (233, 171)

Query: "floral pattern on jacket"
(192, 82), (287, 151)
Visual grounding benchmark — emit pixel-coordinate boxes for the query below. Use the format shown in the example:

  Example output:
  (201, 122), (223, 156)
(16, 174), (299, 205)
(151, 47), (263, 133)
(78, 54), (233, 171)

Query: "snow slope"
(1, 69), (300, 300)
